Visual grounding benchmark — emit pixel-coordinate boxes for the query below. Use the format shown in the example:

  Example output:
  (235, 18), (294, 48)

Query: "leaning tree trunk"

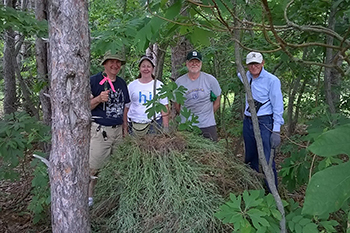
(233, 2), (286, 231)
(3, 0), (17, 115)
(48, 0), (91, 231)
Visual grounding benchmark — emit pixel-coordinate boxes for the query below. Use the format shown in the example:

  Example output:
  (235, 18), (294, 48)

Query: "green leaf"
(302, 222), (318, 233)
(164, 0), (182, 19)
(243, 190), (264, 209)
(302, 161), (350, 216)
(319, 220), (338, 232)
(308, 124), (350, 157)
(189, 27), (213, 46)
(247, 209), (270, 228)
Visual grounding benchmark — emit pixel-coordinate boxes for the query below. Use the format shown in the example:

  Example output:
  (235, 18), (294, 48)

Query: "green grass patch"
(91, 132), (262, 232)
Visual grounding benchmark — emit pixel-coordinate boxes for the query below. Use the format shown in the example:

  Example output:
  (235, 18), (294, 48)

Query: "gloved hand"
(270, 132), (281, 149)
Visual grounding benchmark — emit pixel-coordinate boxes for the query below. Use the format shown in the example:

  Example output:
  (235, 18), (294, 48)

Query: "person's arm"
(90, 90), (109, 110)
(269, 78), (284, 132)
(161, 104), (170, 128)
(123, 106), (129, 136)
(174, 102), (181, 114)
(213, 95), (221, 112)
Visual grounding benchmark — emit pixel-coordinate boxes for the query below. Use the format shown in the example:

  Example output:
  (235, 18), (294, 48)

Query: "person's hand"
(99, 90), (110, 103)
(163, 127), (169, 134)
(122, 124), (128, 137)
(270, 132), (281, 149)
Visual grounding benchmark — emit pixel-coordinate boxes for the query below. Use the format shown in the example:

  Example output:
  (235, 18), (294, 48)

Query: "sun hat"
(100, 51), (126, 66)
(138, 55), (155, 67)
(246, 52), (263, 64)
(186, 50), (202, 61)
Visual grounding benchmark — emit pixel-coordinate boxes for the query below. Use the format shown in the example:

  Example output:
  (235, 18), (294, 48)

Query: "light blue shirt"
(238, 67), (284, 132)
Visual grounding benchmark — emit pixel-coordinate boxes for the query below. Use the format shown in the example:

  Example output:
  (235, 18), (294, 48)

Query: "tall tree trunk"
(35, 0), (51, 154)
(48, 0), (91, 231)
(147, 42), (168, 82)
(171, 37), (192, 81)
(3, 0), (17, 114)
(324, 4), (340, 114)
(286, 50), (308, 136)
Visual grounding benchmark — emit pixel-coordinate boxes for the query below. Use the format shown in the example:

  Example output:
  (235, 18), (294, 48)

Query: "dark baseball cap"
(186, 50), (202, 61)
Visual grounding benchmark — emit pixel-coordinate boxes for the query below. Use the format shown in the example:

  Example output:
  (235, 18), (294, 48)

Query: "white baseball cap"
(246, 52), (263, 64)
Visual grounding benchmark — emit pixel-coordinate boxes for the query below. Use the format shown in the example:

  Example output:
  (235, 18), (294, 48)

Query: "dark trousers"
(200, 125), (218, 142)
(243, 115), (278, 189)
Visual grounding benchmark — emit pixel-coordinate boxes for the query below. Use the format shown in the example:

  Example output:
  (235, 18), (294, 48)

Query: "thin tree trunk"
(35, 0), (51, 154)
(3, 0), (17, 114)
(286, 50), (308, 136)
(324, 4), (339, 114)
(171, 37), (192, 81)
(48, 0), (91, 231)
(233, 1), (285, 231)
(149, 42), (168, 82)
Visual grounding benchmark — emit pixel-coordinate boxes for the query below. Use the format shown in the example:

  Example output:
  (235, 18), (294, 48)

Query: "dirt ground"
(0, 171), (51, 233)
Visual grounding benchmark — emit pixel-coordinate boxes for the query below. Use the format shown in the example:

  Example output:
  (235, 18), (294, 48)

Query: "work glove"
(270, 132), (281, 149)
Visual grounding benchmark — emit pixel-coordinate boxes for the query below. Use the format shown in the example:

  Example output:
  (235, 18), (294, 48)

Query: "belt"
(94, 122), (119, 129)
(244, 114), (272, 119)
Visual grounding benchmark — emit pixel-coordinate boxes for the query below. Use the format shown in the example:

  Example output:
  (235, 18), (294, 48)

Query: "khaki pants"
(89, 122), (123, 170)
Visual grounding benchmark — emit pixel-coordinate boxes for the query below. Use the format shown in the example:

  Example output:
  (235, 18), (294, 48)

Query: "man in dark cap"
(88, 51), (130, 206)
(175, 50), (221, 141)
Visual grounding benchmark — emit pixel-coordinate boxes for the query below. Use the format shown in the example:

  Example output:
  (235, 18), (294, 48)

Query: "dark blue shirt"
(90, 72), (130, 126)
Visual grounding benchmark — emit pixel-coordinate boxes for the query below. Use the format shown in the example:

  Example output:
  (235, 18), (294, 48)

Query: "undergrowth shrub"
(91, 132), (262, 233)
(0, 112), (51, 224)
(28, 158), (51, 224)
(0, 112), (50, 180)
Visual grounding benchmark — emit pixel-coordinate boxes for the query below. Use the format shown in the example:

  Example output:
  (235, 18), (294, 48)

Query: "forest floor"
(0, 134), (308, 233)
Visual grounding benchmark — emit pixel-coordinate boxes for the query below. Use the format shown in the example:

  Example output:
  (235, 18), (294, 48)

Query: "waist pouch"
(247, 99), (269, 114)
(131, 122), (150, 137)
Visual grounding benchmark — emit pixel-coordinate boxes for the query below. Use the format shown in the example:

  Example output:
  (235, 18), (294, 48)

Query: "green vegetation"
(90, 133), (262, 232)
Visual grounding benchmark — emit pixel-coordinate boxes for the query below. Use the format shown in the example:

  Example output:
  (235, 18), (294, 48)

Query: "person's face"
(186, 59), (202, 74)
(139, 60), (154, 77)
(247, 61), (264, 78)
(104, 59), (122, 76)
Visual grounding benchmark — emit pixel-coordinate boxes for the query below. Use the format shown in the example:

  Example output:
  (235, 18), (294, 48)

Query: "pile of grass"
(91, 132), (262, 233)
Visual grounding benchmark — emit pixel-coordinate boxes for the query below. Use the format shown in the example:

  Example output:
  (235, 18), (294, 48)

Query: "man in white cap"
(239, 51), (284, 190)
(175, 50), (221, 141)
(88, 51), (130, 206)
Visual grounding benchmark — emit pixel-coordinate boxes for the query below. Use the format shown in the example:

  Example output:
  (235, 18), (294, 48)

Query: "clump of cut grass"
(91, 132), (262, 233)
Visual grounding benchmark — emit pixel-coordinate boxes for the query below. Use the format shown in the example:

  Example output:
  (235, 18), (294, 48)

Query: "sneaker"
(88, 197), (94, 207)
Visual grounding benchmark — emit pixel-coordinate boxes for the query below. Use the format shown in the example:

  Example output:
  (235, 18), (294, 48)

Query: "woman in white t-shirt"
(125, 56), (169, 135)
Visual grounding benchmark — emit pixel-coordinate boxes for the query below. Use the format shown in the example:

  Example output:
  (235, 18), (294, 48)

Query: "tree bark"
(3, 0), (17, 114)
(171, 37), (192, 81)
(147, 42), (168, 82)
(324, 4), (340, 115)
(35, 0), (51, 154)
(48, 0), (91, 231)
